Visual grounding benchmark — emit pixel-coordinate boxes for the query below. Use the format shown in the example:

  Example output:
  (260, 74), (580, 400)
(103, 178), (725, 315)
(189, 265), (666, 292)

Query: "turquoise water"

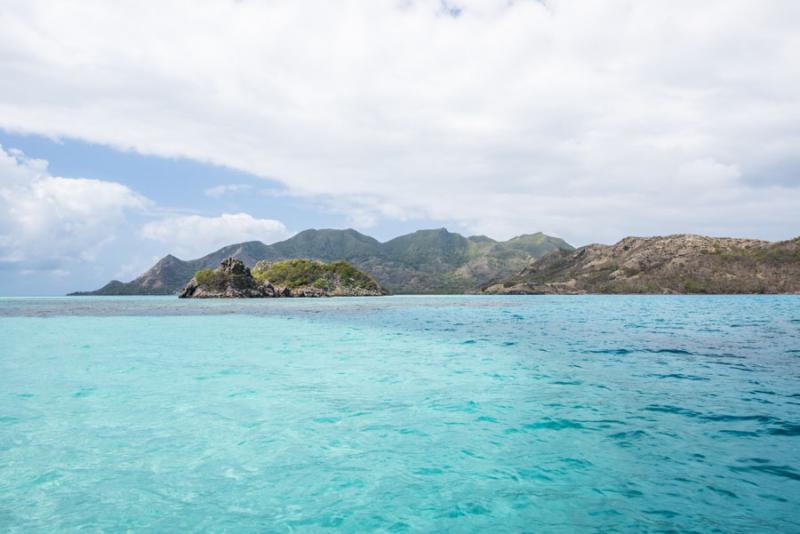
(1, 296), (799, 533)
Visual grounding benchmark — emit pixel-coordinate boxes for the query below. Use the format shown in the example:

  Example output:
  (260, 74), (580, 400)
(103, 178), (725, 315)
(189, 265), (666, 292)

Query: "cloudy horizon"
(1, 0), (799, 294)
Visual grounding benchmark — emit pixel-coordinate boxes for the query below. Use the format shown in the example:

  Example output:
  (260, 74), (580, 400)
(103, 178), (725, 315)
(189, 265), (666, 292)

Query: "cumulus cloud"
(0, 145), (292, 286)
(0, 145), (148, 269)
(1, 0), (799, 243)
(140, 212), (291, 259)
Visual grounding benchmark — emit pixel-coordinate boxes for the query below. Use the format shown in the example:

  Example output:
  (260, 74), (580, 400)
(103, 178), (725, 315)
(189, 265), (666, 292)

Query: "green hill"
(71, 227), (574, 295)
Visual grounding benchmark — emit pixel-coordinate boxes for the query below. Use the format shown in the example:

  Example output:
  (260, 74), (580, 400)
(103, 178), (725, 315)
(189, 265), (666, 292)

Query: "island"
(68, 228), (573, 296)
(179, 257), (387, 298)
(68, 229), (800, 297)
(482, 234), (800, 294)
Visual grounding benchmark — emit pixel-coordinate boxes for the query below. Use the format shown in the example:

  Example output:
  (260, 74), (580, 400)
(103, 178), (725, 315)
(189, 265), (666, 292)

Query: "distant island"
(482, 234), (800, 294)
(179, 257), (385, 298)
(70, 228), (573, 295)
(69, 228), (800, 296)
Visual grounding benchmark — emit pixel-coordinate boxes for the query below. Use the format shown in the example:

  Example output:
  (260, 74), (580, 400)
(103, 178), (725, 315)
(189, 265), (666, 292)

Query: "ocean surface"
(1, 295), (799, 533)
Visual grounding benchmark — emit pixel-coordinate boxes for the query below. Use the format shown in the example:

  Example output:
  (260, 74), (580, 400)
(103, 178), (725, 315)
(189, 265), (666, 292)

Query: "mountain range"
(482, 234), (800, 294)
(71, 228), (574, 295)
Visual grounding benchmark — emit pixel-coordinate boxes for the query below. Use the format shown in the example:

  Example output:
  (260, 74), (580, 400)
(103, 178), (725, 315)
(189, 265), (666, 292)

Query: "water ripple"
(1, 295), (798, 532)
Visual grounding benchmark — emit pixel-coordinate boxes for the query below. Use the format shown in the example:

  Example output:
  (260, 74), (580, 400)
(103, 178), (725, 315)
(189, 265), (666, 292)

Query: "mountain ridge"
(71, 228), (574, 295)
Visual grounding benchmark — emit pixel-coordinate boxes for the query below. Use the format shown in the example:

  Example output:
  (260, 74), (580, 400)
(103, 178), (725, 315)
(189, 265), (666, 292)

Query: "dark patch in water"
(524, 419), (584, 431)
(758, 493), (788, 503)
(588, 509), (623, 517)
(587, 348), (693, 356)
(72, 387), (95, 398)
(644, 405), (702, 418)
(706, 486), (738, 499)
(730, 464), (800, 481)
(516, 467), (553, 481)
(587, 348), (633, 355)
(413, 467), (445, 476)
(313, 417), (340, 424)
(750, 389), (777, 396)
(643, 509), (680, 518)
(767, 423), (800, 436)
(609, 430), (648, 440)
(719, 430), (759, 437)
(560, 457), (593, 469)
(600, 488), (644, 498)
(649, 373), (709, 381)
(584, 418), (626, 427)
(703, 414), (776, 423)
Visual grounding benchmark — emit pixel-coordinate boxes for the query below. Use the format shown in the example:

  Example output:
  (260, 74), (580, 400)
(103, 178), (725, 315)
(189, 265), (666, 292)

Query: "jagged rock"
(289, 287), (327, 298)
(179, 258), (276, 298)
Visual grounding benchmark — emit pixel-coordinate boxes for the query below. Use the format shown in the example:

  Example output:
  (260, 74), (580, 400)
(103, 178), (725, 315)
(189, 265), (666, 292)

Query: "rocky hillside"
(71, 228), (573, 295)
(179, 258), (385, 298)
(483, 235), (800, 294)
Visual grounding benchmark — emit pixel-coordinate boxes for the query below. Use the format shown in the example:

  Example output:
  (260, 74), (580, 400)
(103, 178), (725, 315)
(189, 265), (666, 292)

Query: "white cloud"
(140, 212), (291, 259)
(204, 183), (252, 198)
(1, 1), (799, 243)
(0, 145), (148, 268)
(0, 145), (292, 285)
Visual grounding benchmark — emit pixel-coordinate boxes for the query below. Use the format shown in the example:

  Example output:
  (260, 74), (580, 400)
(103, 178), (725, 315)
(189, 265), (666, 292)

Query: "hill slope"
(71, 228), (574, 295)
(483, 234), (800, 294)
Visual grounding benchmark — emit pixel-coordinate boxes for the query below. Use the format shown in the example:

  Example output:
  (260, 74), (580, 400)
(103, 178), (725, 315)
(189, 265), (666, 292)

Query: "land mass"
(70, 228), (573, 295)
(179, 258), (385, 298)
(71, 230), (800, 296)
(482, 234), (800, 294)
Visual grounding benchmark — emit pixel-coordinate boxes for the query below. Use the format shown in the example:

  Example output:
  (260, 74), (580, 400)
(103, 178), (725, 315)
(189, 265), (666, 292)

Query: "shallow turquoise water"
(1, 295), (799, 533)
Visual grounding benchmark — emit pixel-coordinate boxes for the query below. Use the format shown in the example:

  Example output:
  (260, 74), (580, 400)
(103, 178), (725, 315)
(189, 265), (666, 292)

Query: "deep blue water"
(1, 295), (799, 533)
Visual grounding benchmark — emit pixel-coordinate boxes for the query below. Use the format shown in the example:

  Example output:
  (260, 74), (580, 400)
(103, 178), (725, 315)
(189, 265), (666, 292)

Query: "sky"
(1, 0), (799, 295)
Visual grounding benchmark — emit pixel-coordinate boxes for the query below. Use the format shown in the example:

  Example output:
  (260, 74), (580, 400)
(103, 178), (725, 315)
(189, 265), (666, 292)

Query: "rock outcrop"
(179, 258), (278, 298)
(482, 235), (800, 295)
(179, 257), (386, 298)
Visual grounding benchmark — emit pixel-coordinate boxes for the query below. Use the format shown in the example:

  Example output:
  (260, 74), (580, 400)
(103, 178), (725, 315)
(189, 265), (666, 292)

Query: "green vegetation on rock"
(194, 268), (222, 290)
(252, 259), (382, 293)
